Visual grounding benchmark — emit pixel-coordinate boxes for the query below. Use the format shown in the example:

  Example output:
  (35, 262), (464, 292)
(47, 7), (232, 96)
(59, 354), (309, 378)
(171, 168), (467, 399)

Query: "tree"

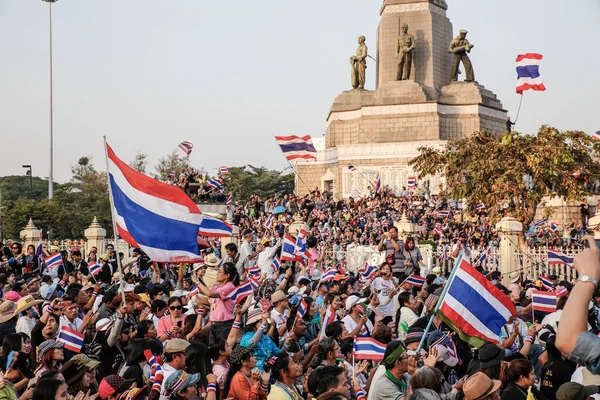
(408, 126), (600, 227)
(129, 151), (149, 174)
(154, 150), (190, 181)
(222, 165), (294, 201)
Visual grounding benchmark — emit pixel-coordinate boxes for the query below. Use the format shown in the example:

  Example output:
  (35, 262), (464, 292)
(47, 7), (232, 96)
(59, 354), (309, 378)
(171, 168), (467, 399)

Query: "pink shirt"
(307, 248), (320, 275)
(209, 282), (235, 322)
(157, 314), (188, 338)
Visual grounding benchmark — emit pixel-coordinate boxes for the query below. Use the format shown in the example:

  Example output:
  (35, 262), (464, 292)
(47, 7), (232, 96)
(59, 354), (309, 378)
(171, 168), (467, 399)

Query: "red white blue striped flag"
(404, 274), (427, 288)
(57, 326), (84, 353)
(44, 253), (62, 271)
(353, 337), (386, 361)
(532, 290), (557, 313)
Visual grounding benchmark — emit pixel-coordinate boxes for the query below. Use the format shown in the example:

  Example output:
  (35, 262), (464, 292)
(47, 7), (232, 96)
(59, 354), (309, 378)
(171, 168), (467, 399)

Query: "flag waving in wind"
(106, 142), (204, 263)
(179, 141), (194, 158)
(516, 53), (546, 94)
(275, 135), (317, 161)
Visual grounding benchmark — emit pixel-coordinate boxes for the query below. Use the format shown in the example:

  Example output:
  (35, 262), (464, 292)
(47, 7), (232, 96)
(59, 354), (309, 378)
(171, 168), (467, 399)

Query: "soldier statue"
(350, 36), (368, 89)
(396, 23), (415, 80)
(449, 29), (475, 82)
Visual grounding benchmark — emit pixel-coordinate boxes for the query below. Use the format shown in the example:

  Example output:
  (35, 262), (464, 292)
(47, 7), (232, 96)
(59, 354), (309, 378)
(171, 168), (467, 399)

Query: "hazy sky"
(1, 0), (599, 183)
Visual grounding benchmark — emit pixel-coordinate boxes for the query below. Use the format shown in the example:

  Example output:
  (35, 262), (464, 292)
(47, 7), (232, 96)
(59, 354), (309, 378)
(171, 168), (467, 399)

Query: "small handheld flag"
(407, 177), (417, 188)
(169, 171), (176, 177)
(207, 179), (222, 189)
(57, 326), (84, 353)
(271, 256), (282, 273)
(353, 337), (386, 361)
(226, 194), (233, 204)
(224, 281), (253, 304)
(44, 253), (62, 271)
(531, 290), (557, 313)
(404, 274), (427, 288)
(280, 234), (297, 261)
(219, 166), (229, 175)
(547, 249), (574, 267)
(264, 214), (274, 229)
(296, 299), (308, 321)
(348, 164), (357, 172)
(179, 141), (194, 157)
(246, 264), (261, 276)
(539, 276), (553, 291)
(374, 172), (382, 193)
(89, 263), (102, 277)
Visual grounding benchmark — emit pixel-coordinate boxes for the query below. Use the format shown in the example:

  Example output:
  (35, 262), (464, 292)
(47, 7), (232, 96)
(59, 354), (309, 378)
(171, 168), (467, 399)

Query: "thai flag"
(540, 276), (553, 291)
(476, 248), (491, 266)
(434, 225), (443, 237)
(224, 281), (253, 304)
(296, 299), (308, 321)
(198, 215), (233, 237)
(248, 276), (260, 291)
(531, 218), (547, 228)
(353, 337), (386, 361)
(187, 287), (199, 300)
(294, 228), (308, 260)
(547, 249), (574, 267)
(246, 264), (261, 276)
(359, 264), (378, 281)
(274, 135), (317, 161)
(36, 232), (43, 256)
(319, 268), (337, 283)
(532, 290), (557, 313)
(554, 286), (568, 297)
(280, 234), (297, 261)
(348, 164), (357, 172)
(407, 177), (417, 188)
(374, 172), (382, 193)
(438, 258), (517, 343)
(550, 222), (558, 231)
(219, 166), (229, 175)
(271, 256), (282, 273)
(106, 143), (204, 262)
(593, 131), (600, 141)
(226, 194), (233, 204)
(169, 171), (176, 177)
(319, 305), (336, 338)
(179, 141), (194, 157)
(429, 333), (462, 365)
(438, 210), (450, 217)
(264, 214), (274, 229)
(207, 179), (221, 189)
(405, 274), (427, 288)
(57, 326), (84, 353)
(44, 253), (62, 271)
(516, 53), (546, 94)
(89, 262), (102, 277)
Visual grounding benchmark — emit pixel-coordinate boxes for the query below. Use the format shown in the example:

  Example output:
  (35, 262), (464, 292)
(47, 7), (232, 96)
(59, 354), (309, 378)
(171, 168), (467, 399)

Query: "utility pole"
(42, 0), (58, 199)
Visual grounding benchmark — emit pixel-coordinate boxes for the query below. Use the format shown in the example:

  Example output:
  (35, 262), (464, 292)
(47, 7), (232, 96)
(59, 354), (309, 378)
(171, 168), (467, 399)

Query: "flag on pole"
(475, 248), (491, 266)
(89, 263), (102, 277)
(36, 232), (43, 256)
(248, 276), (260, 291)
(224, 281), (253, 303)
(319, 268), (337, 283)
(554, 286), (569, 297)
(437, 210), (450, 217)
(404, 274), (427, 288)
(106, 143), (204, 262)
(531, 290), (557, 313)
(198, 215), (233, 237)
(57, 326), (85, 353)
(539, 276), (553, 291)
(280, 234), (297, 261)
(264, 214), (274, 229)
(375, 172), (382, 193)
(169, 171), (176, 177)
(179, 141), (194, 157)
(531, 218), (547, 228)
(593, 131), (600, 141)
(271, 256), (282, 273)
(187, 287), (199, 300)
(274, 135), (317, 161)
(353, 337), (386, 361)
(516, 53), (546, 94)
(319, 305), (336, 338)
(547, 249), (574, 267)
(550, 222), (558, 231)
(207, 179), (222, 189)
(358, 264), (378, 281)
(296, 299), (308, 321)
(219, 166), (229, 175)
(438, 259), (517, 344)
(294, 228), (308, 260)
(348, 164), (357, 172)
(246, 264), (261, 276)
(44, 253), (63, 271)
(407, 177), (417, 188)
(226, 194), (233, 204)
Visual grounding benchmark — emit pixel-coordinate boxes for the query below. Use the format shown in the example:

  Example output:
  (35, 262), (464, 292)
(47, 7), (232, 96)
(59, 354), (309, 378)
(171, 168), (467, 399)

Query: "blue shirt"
(570, 331), (600, 375)
(240, 331), (280, 371)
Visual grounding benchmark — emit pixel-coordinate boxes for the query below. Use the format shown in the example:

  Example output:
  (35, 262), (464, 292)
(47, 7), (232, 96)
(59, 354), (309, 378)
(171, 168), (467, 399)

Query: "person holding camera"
(451, 232), (472, 262)
(377, 226), (405, 279)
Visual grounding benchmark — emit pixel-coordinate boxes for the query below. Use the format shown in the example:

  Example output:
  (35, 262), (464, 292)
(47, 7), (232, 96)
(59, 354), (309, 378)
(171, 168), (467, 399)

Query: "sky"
(1, 0), (599, 183)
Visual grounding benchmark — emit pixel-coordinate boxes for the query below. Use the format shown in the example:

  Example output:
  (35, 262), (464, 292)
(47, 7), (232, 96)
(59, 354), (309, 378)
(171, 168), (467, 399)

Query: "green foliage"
(129, 151), (149, 174)
(409, 126), (600, 226)
(222, 165), (294, 202)
(418, 239), (438, 251)
(154, 150), (190, 181)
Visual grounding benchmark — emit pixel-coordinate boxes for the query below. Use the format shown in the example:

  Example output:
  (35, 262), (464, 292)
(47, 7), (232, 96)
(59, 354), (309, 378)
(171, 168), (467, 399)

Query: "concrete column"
(20, 219), (41, 249)
(495, 216), (523, 286)
(220, 214), (240, 256)
(84, 217), (106, 253)
(394, 213), (416, 241)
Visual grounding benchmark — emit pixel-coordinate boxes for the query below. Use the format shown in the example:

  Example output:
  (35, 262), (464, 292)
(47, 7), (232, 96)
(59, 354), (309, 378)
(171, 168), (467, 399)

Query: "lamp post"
(22, 165), (33, 200)
(42, 0), (57, 199)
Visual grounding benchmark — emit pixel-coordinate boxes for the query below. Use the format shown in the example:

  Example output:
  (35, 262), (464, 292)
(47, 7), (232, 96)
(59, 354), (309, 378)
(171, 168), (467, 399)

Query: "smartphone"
(176, 321), (182, 328)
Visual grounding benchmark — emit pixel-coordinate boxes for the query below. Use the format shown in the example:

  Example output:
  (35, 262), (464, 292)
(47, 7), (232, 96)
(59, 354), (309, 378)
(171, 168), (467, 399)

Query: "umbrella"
(272, 206), (287, 214)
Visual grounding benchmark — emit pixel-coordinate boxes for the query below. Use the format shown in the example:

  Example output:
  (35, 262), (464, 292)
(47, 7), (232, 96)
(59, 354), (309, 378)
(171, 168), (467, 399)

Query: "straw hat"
(0, 301), (18, 323)
(463, 372), (502, 400)
(203, 253), (220, 267)
(15, 296), (43, 316)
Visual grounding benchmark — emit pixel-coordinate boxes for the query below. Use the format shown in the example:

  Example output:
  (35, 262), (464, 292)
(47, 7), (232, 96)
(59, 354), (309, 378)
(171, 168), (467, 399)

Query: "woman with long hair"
(32, 377), (68, 400)
(0, 333), (33, 393)
(539, 335), (576, 400)
(301, 297), (320, 347)
(186, 342), (214, 393)
(395, 292), (419, 341)
(59, 358), (92, 397)
(157, 296), (187, 341)
(371, 262), (400, 322)
(223, 346), (268, 400)
(29, 340), (64, 389)
(121, 339), (149, 388)
(403, 237), (423, 276)
(309, 337), (340, 369)
(500, 359), (544, 400)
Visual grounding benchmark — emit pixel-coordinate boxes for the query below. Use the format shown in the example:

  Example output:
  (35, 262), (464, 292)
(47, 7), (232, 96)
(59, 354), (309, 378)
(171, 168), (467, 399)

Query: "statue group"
(349, 26), (475, 88)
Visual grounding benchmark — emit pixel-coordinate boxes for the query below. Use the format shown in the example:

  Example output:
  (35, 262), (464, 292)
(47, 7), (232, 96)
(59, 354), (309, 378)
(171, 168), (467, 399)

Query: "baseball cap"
(98, 375), (136, 400)
(556, 382), (600, 400)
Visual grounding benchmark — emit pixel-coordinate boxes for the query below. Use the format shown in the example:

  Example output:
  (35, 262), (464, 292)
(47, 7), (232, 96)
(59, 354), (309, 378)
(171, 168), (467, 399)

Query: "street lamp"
(22, 165), (33, 200)
(42, 0), (58, 199)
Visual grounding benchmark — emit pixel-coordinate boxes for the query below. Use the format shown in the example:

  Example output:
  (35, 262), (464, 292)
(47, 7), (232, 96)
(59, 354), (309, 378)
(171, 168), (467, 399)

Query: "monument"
(295, 0), (507, 199)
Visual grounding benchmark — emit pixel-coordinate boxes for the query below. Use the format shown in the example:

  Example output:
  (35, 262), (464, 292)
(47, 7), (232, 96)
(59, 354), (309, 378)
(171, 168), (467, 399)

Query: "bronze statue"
(449, 30), (475, 82)
(350, 36), (367, 89)
(396, 23), (415, 80)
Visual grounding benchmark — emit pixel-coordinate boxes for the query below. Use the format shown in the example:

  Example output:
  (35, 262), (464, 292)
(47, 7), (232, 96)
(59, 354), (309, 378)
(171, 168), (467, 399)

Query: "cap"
(98, 375), (136, 400)
(246, 307), (263, 325)
(38, 340), (64, 361)
(164, 338), (190, 354)
(163, 370), (201, 397)
(345, 295), (366, 311)
(271, 290), (288, 304)
(556, 382), (600, 400)
(71, 354), (101, 369)
(463, 372), (502, 400)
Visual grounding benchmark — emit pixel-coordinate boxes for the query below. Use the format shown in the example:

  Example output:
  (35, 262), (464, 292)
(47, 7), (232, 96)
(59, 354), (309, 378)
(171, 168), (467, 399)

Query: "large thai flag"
(439, 259), (516, 344)
(353, 337), (386, 361)
(280, 234), (297, 261)
(516, 53), (546, 94)
(547, 249), (573, 267)
(274, 135), (317, 161)
(532, 290), (557, 313)
(224, 281), (253, 304)
(57, 326), (84, 353)
(198, 215), (233, 237)
(44, 253), (62, 271)
(106, 143), (204, 262)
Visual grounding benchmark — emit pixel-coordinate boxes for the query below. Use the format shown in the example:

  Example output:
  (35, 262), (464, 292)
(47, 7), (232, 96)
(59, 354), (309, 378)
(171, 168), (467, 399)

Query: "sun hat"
(203, 253), (220, 267)
(38, 340), (64, 361)
(0, 301), (17, 323)
(229, 345), (253, 365)
(463, 372), (502, 400)
(246, 307), (263, 325)
(164, 338), (190, 354)
(100, 254), (109, 261)
(60, 359), (91, 385)
(15, 296), (43, 316)
(271, 290), (288, 304)
(509, 271), (521, 283)
(163, 370), (201, 397)
(477, 343), (505, 369)
(98, 375), (136, 400)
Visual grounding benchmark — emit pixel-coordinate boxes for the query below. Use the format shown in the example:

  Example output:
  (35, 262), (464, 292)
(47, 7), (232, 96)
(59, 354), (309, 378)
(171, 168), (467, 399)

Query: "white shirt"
(257, 242), (280, 279)
(159, 363), (178, 400)
(59, 315), (83, 332)
(16, 316), (36, 337)
(372, 277), (396, 317)
(451, 243), (472, 262)
(342, 315), (373, 337)
(271, 308), (289, 329)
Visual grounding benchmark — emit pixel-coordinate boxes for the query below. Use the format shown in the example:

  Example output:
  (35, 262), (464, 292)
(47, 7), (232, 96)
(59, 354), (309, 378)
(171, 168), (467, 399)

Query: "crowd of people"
(0, 184), (598, 400)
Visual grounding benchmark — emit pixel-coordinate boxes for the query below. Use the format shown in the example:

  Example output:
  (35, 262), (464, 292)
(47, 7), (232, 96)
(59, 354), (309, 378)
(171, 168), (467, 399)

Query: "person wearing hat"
(0, 301), (19, 344)
(451, 232), (472, 262)
(240, 307), (280, 371)
(224, 345), (268, 400)
(256, 236), (281, 280)
(463, 372), (502, 400)
(97, 254), (113, 284)
(29, 340), (64, 388)
(160, 338), (191, 399)
(555, 382), (600, 400)
(163, 369), (212, 400)
(14, 295), (43, 337)
(60, 357), (97, 397)
(342, 295), (373, 338)
(270, 290), (291, 338)
(98, 374), (136, 400)
(466, 343), (505, 379)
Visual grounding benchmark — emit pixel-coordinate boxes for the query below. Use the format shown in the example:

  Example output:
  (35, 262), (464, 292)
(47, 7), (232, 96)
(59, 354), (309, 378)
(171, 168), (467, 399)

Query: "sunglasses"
(11, 247), (18, 250)
(169, 305), (183, 311)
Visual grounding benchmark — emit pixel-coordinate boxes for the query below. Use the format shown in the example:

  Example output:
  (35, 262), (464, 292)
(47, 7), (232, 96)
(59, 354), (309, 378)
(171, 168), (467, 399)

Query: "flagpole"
(514, 94), (524, 124)
(352, 168), (375, 188)
(103, 136), (127, 306)
(416, 255), (463, 352)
